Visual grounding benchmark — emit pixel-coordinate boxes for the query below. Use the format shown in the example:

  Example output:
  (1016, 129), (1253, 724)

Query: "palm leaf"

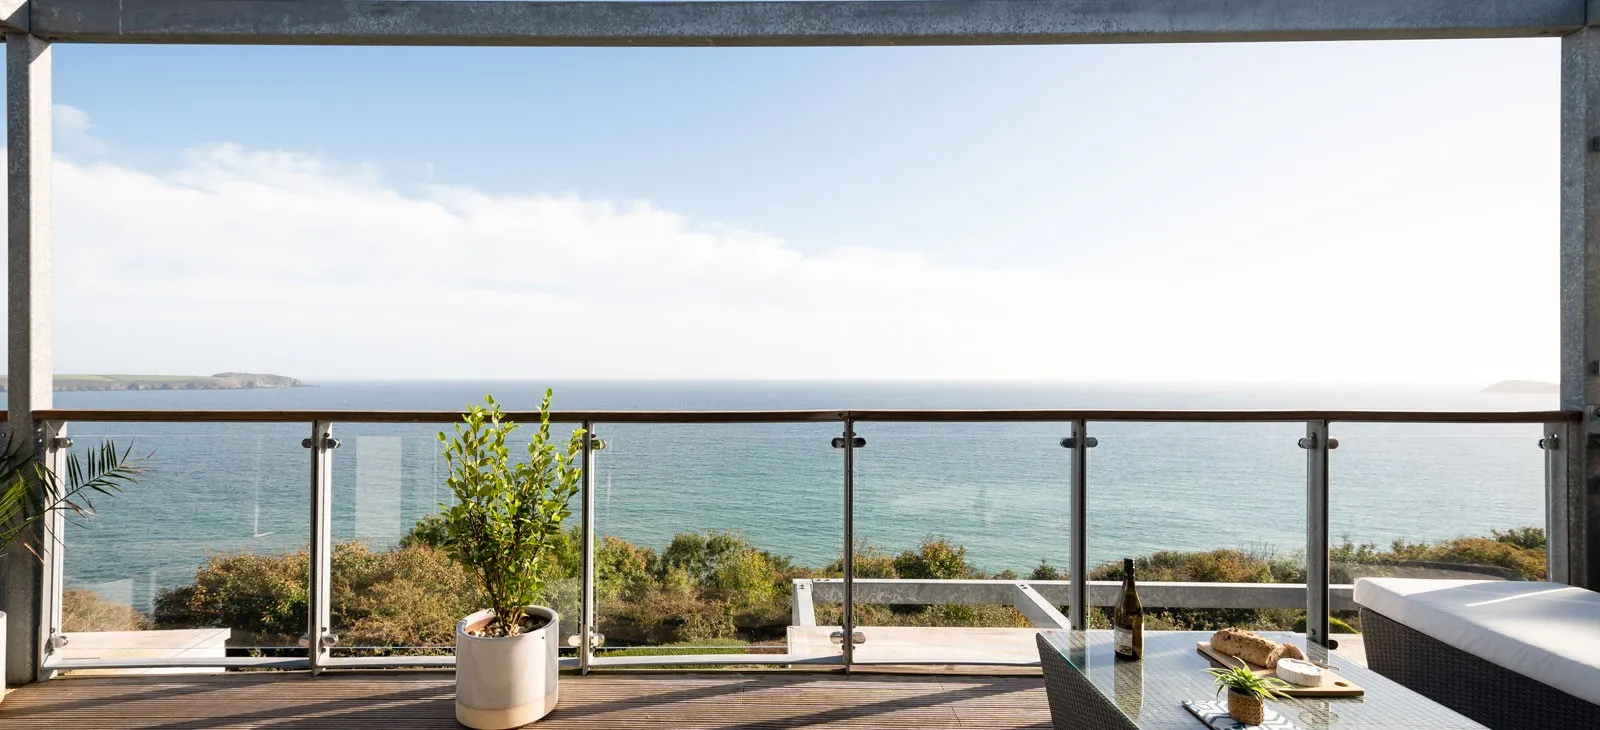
(0, 430), (149, 559)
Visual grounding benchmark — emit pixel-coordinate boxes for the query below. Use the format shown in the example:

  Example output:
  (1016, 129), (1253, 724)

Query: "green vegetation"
(0, 430), (147, 559)
(435, 392), (584, 637)
(1209, 664), (1291, 701)
(64, 522), (1550, 653)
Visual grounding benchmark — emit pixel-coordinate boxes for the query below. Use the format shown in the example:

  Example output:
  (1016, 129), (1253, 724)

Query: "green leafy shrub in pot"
(437, 391), (584, 729)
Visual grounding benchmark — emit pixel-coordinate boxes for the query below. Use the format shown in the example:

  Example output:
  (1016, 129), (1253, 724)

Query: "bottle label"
(1115, 626), (1132, 653)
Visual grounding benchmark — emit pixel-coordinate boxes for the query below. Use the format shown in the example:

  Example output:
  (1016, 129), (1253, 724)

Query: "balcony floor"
(0, 670), (1051, 729)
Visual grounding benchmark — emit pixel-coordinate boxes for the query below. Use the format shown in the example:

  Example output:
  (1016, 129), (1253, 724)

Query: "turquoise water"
(45, 380), (1552, 613)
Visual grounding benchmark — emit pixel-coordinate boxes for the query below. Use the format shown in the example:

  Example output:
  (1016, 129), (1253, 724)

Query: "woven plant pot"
(1228, 690), (1265, 726)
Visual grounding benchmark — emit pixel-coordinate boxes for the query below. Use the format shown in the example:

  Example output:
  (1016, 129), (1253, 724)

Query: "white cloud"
(0, 112), (1556, 383)
(53, 103), (107, 158)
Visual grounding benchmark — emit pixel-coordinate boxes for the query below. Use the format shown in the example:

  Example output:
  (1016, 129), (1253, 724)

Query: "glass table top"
(1041, 631), (1488, 729)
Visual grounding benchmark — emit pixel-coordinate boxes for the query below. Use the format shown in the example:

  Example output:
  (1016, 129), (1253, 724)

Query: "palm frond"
(0, 432), (149, 560)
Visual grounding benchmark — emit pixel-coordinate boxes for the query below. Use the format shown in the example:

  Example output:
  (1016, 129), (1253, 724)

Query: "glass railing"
(1088, 422), (1306, 636)
(1327, 421), (1548, 644)
(590, 421), (842, 667)
(58, 422), (309, 669)
(22, 407), (1570, 674)
(849, 421), (1068, 666)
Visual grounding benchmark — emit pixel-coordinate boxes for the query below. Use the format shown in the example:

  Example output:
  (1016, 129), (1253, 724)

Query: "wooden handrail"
(29, 408), (1580, 424)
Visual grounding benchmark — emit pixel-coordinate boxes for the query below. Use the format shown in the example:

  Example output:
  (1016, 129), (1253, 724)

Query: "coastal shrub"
(662, 532), (754, 584)
(1030, 561), (1063, 581)
(399, 514), (449, 549)
(892, 537), (969, 580)
(62, 588), (150, 632)
(145, 524), (1547, 648)
(596, 535), (659, 602)
(1492, 526), (1545, 552)
(828, 542), (898, 578)
(678, 606), (740, 644)
(154, 549), (309, 644)
(1387, 537), (1545, 580)
(1328, 528), (1546, 581)
(1094, 548), (1276, 584)
(338, 543), (481, 650)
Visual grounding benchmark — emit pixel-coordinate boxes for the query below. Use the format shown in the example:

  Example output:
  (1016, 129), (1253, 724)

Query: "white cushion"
(1354, 578), (1600, 706)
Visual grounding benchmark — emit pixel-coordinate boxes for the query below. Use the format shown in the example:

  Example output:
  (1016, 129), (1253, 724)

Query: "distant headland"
(1481, 380), (1558, 394)
(0, 373), (310, 392)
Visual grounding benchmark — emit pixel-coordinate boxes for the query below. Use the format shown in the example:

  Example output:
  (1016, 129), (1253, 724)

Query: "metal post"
(842, 417), (856, 670)
(1300, 420), (1333, 648)
(1544, 421), (1576, 584)
(579, 422), (597, 675)
(36, 422), (66, 681)
(1065, 420), (1091, 631)
(305, 422), (336, 674)
(4, 31), (52, 687)
(1561, 26), (1600, 590)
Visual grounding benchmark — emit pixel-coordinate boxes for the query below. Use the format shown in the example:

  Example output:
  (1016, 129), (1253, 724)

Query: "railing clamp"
(1540, 435), (1560, 450)
(49, 436), (73, 450)
(1297, 435), (1338, 450)
(831, 433), (865, 449)
(583, 433), (606, 451)
(48, 632), (68, 649)
(301, 436), (340, 449)
(830, 630), (866, 645)
(1059, 436), (1098, 449)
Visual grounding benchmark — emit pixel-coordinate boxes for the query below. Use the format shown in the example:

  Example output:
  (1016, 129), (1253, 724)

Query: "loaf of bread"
(1280, 642), (1306, 662)
(1211, 627), (1292, 668)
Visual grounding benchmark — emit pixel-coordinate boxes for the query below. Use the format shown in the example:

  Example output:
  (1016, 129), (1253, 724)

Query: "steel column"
(1301, 421), (1332, 648)
(3, 31), (52, 687)
(1067, 420), (1089, 631)
(1562, 26), (1600, 590)
(579, 421), (597, 674)
(306, 422), (336, 674)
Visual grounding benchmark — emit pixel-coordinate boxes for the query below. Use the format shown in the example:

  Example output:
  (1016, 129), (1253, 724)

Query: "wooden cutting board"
(1196, 642), (1364, 697)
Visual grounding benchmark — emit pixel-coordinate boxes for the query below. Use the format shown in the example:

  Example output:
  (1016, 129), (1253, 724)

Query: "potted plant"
(437, 392), (583, 729)
(1208, 665), (1291, 726)
(0, 427), (145, 701)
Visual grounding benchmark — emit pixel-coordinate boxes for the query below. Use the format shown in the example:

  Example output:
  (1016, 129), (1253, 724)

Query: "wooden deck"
(0, 671), (1051, 729)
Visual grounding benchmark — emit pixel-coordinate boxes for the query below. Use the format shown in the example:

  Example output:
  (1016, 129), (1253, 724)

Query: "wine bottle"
(1112, 557), (1144, 660)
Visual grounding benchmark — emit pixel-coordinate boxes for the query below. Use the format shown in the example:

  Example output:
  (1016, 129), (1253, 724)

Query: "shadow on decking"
(0, 670), (1052, 729)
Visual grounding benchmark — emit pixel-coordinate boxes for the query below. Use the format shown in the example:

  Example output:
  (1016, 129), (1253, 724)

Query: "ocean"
(37, 380), (1553, 614)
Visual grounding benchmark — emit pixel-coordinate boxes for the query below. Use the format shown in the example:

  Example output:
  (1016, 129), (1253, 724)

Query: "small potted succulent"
(437, 392), (583, 729)
(1208, 665), (1291, 726)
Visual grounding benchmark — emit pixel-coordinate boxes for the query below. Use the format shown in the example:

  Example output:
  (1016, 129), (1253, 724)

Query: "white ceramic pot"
(455, 606), (558, 729)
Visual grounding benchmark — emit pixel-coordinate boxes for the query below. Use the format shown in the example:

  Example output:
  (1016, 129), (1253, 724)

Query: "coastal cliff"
(0, 372), (309, 392)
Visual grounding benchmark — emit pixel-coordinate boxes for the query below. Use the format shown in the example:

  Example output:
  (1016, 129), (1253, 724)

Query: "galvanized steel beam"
(1562, 27), (1600, 590)
(0, 0), (27, 33)
(23, 0), (1586, 47)
(2, 32), (51, 688)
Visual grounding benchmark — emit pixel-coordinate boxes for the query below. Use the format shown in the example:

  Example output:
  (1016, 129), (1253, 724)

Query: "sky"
(5, 38), (1562, 382)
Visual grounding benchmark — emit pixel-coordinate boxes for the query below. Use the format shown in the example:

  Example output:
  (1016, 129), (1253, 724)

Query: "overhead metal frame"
(1, 0), (1589, 46)
(5, 0), (1597, 684)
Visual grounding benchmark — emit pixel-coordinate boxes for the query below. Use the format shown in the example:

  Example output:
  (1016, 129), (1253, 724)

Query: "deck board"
(0, 671), (1051, 729)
